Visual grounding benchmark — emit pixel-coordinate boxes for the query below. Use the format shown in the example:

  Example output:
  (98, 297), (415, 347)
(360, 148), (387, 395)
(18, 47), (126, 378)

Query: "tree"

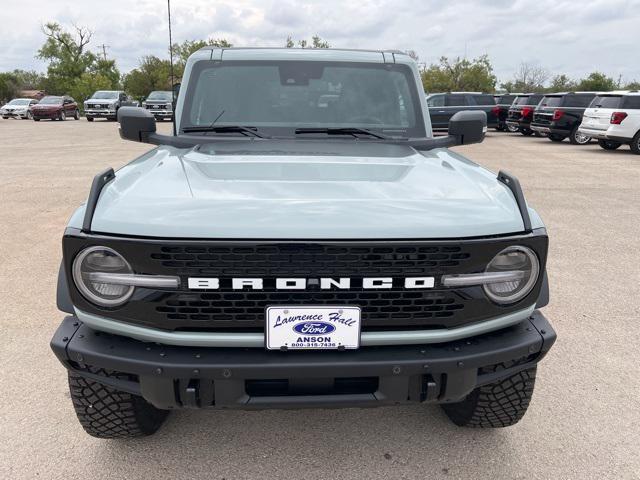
(37, 22), (96, 94)
(503, 62), (549, 92)
(69, 72), (115, 104)
(577, 72), (618, 91)
(625, 81), (640, 90)
(122, 56), (172, 100)
(548, 74), (577, 92)
(0, 72), (20, 102)
(285, 35), (330, 48)
(421, 55), (497, 93)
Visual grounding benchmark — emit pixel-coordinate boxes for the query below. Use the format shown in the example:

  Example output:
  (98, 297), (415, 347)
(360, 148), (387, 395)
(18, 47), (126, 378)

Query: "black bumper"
(51, 311), (556, 410)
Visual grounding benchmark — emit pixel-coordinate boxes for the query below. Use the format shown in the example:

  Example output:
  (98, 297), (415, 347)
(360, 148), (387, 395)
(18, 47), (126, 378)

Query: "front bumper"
(85, 109), (116, 118)
(51, 311), (556, 410)
(1, 110), (28, 118)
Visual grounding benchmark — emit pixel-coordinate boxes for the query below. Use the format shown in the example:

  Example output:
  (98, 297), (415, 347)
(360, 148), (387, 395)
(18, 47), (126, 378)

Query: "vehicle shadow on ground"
(91, 405), (526, 478)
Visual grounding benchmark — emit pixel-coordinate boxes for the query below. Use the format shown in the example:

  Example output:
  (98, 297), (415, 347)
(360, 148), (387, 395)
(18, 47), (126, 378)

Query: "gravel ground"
(0, 118), (638, 480)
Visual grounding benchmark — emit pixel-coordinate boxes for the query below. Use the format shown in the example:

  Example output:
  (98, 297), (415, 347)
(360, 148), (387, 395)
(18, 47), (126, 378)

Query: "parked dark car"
(530, 92), (597, 144)
(31, 95), (79, 121)
(506, 94), (544, 135)
(427, 92), (498, 131)
(494, 93), (519, 132)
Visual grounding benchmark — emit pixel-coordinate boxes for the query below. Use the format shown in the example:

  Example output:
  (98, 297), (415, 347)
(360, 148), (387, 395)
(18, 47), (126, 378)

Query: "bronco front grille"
(149, 244), (471, 277)
(63, 235), (548, 332)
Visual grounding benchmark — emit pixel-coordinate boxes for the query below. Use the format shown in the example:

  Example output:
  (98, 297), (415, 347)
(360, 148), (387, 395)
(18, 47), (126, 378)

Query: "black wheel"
(520, 129), (533, 136)
(548, 134), (565, 142)
(59, 110), (66, 121)
(25, 111), (33, 120)
(33, 118), (40, 121)
(630, 131), (640, 155)
(2, 116), (8, 119)
(506, 124), (519, 133)
(68, 368), (169, 438)
(597, 139), (621, 150)
(73, 109), (80, 120)
(86, 116), (94, 122)
(441, 364), (536, 428)
(569, 126), (590, 145)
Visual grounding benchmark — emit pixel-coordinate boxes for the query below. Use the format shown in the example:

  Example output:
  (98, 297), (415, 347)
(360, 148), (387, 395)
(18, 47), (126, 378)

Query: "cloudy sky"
(2, 0), (640, 84)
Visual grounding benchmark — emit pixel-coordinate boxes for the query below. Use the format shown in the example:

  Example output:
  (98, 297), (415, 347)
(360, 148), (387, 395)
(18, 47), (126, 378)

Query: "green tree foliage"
(421, 55), (496, 93)
(577, 72), (618, 91)
(548, 74), (577, 92)
(625, 81), (640, 90)
(37, 23), (96, 94)
(36, 22), (120, 103)
(0, 70), (47, 102)
(122, 56), (172, 101)
(285, 35), (330, 48)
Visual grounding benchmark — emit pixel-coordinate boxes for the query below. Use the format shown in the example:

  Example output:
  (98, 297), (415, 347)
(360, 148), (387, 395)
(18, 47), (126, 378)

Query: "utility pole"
(98, 44), (110, 61)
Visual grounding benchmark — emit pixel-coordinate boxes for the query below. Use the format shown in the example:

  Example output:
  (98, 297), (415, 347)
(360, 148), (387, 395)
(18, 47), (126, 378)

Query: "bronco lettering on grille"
(187, 277), (435, 290)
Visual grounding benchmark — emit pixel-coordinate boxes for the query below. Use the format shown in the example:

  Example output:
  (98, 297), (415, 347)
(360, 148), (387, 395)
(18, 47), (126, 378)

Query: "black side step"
(497, 170), (532, 232)
(82, 168), (115, 232)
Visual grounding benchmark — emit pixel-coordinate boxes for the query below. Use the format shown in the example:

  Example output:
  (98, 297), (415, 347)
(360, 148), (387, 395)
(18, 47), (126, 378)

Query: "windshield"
(590, 95), (622, 109)
(38, 96), (63, 105)
(182, 60), (425, 137)
(8, 99), (30, 105)
(539, 96), (563, 108)
(147, 91), (173, 101)
(91, 91), (119, 99)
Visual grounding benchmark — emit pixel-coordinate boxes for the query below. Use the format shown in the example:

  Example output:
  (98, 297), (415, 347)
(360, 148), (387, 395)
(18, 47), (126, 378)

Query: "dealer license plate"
(265, 306), (361, 351)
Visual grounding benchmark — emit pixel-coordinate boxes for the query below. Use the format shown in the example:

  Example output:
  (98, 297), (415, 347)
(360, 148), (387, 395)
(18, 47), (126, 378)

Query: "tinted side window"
(527, 94), (544, 105)
(564, 95), (595, 108)
(590, 96), (622, 108)
(445, 94), (467, 106)
(470, 94), (495, 105)
(622, 96), (640, 109)
(498, 95), (515, 105)
(539, 96), (563, 108)
(427, 95), (444, 107)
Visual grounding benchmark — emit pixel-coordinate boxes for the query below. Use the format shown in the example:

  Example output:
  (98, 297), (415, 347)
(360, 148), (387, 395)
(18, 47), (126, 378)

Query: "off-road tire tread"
(68, 367), (168, 438)
(441, 363), (536, 428)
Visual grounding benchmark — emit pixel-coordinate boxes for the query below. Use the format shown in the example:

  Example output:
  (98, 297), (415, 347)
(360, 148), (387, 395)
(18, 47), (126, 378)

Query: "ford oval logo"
(293, 322), (336, 335)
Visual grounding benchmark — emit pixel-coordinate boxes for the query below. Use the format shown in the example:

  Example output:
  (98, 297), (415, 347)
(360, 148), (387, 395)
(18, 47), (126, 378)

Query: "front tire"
(68, 369), (169, 438)
(520, 128), (533, 136)
(441, 364), (536, 428)
(73, 109), (80, 120)
(548, 134), (565, 142)
(569, 127), (590, 145)
(86, 116), (94, 122)
(59, 110), (66, 121)
(630, 131), (640, 155)
(598, 139), (621, 150)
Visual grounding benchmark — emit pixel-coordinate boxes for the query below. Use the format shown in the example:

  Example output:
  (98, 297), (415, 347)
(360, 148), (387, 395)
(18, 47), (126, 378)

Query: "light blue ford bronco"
(51, 47), (556, 438)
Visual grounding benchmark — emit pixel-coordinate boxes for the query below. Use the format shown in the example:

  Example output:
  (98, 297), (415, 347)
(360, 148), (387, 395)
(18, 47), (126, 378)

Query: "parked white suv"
(579, 91), (640, 153)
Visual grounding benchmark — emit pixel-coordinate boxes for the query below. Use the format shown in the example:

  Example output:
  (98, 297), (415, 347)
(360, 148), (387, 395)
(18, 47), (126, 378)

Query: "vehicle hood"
(82, 140), (531, 239)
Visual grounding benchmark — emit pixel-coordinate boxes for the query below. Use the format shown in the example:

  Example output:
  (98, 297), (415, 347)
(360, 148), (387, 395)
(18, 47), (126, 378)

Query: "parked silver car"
(0, 98), (38, 119)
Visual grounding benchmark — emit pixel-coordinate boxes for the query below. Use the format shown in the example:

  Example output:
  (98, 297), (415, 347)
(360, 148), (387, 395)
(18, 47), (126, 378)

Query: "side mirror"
(118, 107), (156, 143)
(448, 110), (487, 145)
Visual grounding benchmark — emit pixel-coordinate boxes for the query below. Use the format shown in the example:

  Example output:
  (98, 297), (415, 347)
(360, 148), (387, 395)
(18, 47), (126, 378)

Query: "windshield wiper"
(295, 127), (389, 139)
(182, 125), (269, 138)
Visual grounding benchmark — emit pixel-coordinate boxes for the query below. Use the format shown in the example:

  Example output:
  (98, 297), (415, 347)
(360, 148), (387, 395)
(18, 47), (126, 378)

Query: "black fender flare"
(56, 262), (74, 314)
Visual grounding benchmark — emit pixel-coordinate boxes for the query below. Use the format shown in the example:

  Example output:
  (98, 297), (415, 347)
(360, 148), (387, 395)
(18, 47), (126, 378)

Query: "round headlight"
(72, 246), (134, 306)
(483, 246), (540, 304)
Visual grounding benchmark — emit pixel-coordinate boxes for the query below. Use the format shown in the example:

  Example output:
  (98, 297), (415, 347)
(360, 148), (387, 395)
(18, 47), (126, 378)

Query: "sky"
(2, 0), (640, 85)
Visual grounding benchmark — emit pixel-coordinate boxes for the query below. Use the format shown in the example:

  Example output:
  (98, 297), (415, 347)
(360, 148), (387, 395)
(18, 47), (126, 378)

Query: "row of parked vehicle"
(427, 90), (640, 153)
(0, 90), (175, 122)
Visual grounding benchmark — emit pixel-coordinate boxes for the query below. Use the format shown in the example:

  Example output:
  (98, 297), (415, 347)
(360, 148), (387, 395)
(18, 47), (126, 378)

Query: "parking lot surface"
(0, 119), (638, 479)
